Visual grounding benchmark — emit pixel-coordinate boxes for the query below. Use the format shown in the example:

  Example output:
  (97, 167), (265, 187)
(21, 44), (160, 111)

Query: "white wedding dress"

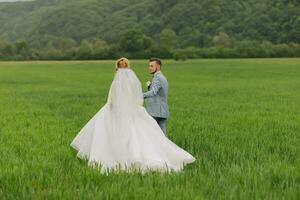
(70, 68), (195, 174)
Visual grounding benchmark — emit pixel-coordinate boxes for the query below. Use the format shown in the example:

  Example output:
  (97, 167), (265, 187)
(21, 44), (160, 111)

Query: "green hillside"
(0, 0), (299, 59)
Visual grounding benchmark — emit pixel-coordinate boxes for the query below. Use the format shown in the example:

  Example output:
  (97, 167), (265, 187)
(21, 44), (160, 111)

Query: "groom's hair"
(149, 58), (162, 67)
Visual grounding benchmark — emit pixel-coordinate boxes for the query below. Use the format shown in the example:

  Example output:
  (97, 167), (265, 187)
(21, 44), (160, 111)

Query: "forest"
(0, 0), (299, 60)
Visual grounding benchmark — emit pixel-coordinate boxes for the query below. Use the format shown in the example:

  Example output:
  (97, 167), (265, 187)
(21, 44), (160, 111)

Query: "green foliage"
(77, 40), (94, 60)
(159, 28), (178, 50)
(213, 32), (232, 48)
(0, 0), (299, 59)
(120, 29), (152, 53)
(0, 40), (299, 60)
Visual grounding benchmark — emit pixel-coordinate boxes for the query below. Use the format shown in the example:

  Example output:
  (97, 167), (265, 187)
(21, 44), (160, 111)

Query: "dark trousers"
(153, 117), (167, 136)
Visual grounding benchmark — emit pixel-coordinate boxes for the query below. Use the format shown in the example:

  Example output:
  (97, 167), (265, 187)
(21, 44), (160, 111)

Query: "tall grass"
(0, 59), (299, 199)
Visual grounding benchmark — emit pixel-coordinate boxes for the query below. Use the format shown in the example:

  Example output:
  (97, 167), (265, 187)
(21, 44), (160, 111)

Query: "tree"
(91, 38), (109, 59)
(119, 29), (152, 53)
(213, 32), (231, 48)
(1, 44), (16, 56)
(77, 40), (93, 59)
(159, 28), (178, 50)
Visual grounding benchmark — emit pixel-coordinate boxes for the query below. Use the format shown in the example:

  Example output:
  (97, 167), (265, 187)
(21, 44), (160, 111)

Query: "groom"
(143, 58), (169, 136)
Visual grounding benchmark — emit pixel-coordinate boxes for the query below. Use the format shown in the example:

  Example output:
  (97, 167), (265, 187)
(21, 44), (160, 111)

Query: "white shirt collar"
(154, 70), (162, 76)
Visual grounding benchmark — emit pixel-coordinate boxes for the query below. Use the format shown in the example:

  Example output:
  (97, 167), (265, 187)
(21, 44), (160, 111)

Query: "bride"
(70, 57), (195, 174)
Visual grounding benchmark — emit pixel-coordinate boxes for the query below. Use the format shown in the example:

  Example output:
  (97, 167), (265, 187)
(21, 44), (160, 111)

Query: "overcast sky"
(0, 0), (33, 2)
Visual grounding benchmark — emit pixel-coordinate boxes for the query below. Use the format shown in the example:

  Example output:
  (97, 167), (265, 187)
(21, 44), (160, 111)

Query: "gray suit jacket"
(143, 71), (169, 119)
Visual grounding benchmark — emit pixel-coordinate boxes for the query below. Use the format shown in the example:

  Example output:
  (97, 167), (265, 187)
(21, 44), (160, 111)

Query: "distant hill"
(0, 0), (299, 49)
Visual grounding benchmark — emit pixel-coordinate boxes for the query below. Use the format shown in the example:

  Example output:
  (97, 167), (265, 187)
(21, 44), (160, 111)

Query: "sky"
(0, 0), (33, 2)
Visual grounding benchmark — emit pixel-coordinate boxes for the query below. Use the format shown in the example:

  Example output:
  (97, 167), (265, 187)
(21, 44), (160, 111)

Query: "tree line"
(0, 29), (299, 60)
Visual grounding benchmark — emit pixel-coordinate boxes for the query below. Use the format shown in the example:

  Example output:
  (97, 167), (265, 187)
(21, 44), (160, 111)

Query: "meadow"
(0, 58), (299, 199)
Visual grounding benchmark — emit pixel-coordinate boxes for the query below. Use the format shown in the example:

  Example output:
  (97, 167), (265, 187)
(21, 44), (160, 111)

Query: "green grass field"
(0, 59), (299, 199)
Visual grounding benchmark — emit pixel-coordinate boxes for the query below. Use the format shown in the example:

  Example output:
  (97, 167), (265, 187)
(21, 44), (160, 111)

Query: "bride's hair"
(116, 57), (130, 69)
